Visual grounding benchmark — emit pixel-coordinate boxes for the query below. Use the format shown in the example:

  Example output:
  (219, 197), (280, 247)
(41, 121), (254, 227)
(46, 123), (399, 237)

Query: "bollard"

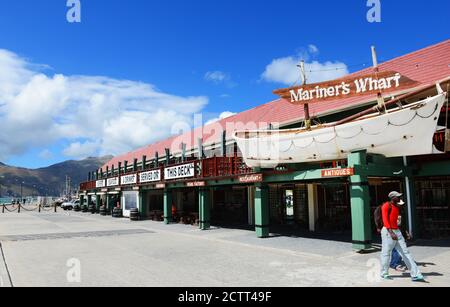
(39, 204), (41, 213)
(54, 203), (57, 213)
(18, 203), (21, 214)
(2, 204), (4, 214)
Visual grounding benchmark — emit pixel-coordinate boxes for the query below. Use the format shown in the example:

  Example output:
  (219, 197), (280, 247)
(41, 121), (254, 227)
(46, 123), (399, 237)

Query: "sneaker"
(381, 274), (393, 280)
(395, 265), (407, 272)
(412, 274), (426, 282)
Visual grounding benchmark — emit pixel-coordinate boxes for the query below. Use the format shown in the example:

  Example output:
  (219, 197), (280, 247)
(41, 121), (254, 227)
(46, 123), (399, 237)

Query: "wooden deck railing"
(80, 157), (254, 190)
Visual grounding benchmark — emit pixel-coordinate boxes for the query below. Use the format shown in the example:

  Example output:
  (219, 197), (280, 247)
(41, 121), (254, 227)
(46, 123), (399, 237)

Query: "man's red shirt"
(382, 202), (399, 230)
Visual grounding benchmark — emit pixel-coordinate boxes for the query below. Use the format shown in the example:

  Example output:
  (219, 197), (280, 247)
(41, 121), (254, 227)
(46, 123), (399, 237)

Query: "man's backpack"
(374, 203), (392, 232)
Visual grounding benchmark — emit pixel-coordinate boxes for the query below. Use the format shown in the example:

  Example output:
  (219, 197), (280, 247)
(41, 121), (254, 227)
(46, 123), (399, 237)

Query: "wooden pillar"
(142, 155), (147, 171)
(163, 189), (173, 224)
(254, 184), (270, 238)
(348, 150), (372, 251)
(165, 149), (170, 166)
(199, 188), (211, 230)
(307, 184), (319, 232)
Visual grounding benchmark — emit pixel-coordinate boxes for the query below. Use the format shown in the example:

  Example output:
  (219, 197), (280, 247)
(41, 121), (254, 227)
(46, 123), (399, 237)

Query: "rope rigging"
(271, 99), (441, 153)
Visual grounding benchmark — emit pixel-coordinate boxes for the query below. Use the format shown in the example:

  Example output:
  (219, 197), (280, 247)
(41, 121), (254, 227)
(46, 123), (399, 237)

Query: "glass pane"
(285, 190), (294, 218)
(123, 192), (138, 210)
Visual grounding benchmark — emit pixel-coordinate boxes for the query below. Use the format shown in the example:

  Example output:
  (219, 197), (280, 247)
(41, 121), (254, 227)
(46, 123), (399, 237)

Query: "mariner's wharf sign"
(165, 163), (196, 180)
(107, 177), (119, 187)
(121, 174), (137, 185)
(274, 71), (419, 104)
(139, 170), (161, 184)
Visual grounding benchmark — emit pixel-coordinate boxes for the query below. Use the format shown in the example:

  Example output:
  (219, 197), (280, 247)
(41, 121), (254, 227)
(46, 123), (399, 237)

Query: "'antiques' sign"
(139, 170), (161, 184)
(238, 174), (263, 184)
(96, 180), (106, 188)
(121, 174), (137, 185)
(107, 177), (119, 187)
(274, 71), (419, 104)
(165, 163), (195, 180)
(321, 168), (355, 178)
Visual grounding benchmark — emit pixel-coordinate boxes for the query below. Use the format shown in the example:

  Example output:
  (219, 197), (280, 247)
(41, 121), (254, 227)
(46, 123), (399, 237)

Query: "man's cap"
(388, 191), (403, 200)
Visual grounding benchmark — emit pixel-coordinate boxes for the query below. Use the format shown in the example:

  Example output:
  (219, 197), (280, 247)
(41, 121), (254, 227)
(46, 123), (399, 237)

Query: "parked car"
(61, 201), (75, 210)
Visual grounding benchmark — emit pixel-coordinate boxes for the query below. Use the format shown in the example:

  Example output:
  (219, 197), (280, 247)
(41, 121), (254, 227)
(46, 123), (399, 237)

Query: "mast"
(372, 46), (386, 112)
(298, 60), (311, 130)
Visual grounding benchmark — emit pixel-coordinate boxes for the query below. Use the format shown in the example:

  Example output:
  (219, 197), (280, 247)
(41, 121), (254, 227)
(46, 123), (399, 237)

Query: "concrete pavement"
(0, 211), (449, 287)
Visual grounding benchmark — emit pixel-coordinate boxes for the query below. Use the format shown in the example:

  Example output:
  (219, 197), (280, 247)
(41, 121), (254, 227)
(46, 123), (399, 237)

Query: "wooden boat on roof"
(234, 82), (448, 169)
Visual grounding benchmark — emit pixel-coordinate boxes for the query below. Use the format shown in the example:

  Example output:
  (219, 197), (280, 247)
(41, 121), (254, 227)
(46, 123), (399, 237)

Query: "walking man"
(380, 191), (425, 281)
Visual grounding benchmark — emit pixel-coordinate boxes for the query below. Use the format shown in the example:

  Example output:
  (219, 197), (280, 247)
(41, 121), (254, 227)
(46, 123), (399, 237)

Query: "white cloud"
(0, 49), (209, 161)
(205, 111), (236, 125)
(39, 149), (53, 160)
(204, 71), (229, 83)
(261, 46), (349, 85)
(308, 44), (319, 55)
(62, 141), (100, 159)
(204, 71), (237, 88)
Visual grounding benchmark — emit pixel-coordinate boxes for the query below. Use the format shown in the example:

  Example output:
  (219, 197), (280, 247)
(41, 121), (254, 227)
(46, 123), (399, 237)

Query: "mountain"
(0, 156), (112, 198)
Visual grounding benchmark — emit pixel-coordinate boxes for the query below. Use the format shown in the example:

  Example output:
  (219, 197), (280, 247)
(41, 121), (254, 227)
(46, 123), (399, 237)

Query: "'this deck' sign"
(274, 71), (419, 104)
(164, 163), (196, 180)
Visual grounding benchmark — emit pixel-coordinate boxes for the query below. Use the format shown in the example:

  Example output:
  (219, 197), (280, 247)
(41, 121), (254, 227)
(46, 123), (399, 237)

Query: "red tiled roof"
(103, 39), (450, 170)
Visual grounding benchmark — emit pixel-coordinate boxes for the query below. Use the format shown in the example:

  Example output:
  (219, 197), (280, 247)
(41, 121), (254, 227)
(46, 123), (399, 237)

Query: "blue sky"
(0, 0), (449, 168)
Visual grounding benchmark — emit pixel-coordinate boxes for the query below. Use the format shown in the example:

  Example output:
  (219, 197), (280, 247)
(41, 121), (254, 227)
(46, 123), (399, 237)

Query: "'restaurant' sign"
(107, 177), (119, 187)
(96, 180), (106, 188)
(238, 174), (263, 184)
(321, 168), (355, 178)
(274, 71), (419, 104)
(121, 174), (137, 185)
(139, 170), (161, 184)
(164, 163), (196, 180)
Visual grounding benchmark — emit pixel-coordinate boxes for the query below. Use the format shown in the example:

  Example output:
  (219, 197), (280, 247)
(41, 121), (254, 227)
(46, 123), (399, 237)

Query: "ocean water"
(0, 197), (13, 204)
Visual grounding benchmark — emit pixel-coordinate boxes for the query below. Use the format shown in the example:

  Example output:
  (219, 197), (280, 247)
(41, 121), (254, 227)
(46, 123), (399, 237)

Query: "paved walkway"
(0, 211), (449, 287)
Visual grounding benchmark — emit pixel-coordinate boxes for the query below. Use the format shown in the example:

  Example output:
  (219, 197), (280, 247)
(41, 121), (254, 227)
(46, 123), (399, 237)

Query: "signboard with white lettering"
(107, 177), (120, 187)
(139, 170), (161, 184)
(238, 174), (263, 184)
(273, 71), (419, 105)
(164, 163), (196, 180)
(96, 180), (106, 188)
(186, 181), (206, 187)
(121, 174), (137, 185)
(321, 168), (355, 178)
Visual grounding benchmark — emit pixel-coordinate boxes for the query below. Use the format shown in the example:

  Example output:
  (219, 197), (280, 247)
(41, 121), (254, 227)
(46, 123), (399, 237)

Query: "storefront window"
(416, 177), (450, 238)
(123, 191), (138, 210)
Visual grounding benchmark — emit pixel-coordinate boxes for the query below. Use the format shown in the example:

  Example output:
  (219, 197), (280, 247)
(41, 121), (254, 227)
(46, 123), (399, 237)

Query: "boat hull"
(234, 93), (447, 169)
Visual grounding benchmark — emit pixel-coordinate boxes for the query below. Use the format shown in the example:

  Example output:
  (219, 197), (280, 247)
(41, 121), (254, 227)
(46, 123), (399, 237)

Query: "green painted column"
(199, 188), (211, 230)
(163, 190), (173, 224)
(87, 195), (92, 208)
(95, 195), (101, 210)
(106, 194), (110, 212)
(348, 150), (372, 251)
(254, 184), (270, 238)
(404, 178), (418, 238)
(139, 191), (147, 219)
(79, 195), (84, 209)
